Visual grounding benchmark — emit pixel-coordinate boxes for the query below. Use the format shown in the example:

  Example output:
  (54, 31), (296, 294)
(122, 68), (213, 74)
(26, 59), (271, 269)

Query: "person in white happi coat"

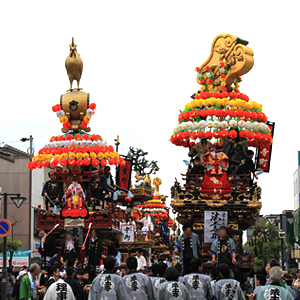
(123, 256), (154, 300)
(158, 267), (190, 300)
(182, 258), (213, 300)
(88, 256), (131, 300)
(256, 267), (294, 300)
(151, 262), (168, 300)
(140, 211), (154, 231)
(44, 272), (75, 300)
(213, 263), (245, 300)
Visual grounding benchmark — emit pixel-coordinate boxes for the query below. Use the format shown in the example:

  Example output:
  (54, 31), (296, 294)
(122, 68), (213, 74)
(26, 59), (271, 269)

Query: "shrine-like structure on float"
(169, 33), (274, 270)
(28, 39), (173, 265)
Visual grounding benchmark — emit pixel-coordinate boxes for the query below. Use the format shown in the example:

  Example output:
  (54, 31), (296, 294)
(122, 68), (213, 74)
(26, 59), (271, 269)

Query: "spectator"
(76, 270), (91, 300)
(163, 257), (171, 268)
(294, 269), (300, 288)
(256, 267), (293, 300)
(20, 263), (40, 300)
(128, 216), (136, 230)
(151, 254), (160, 265)
(12, 270), (27, 300)
(64, 268), (85, 300)
(135, 250), (147, 271)
(285, 275), (299, 299)
(265, 259), (286, 288)
(45, 266), (60, 289)
(6, 267), (16, 300)
(158, 267), (190, 300)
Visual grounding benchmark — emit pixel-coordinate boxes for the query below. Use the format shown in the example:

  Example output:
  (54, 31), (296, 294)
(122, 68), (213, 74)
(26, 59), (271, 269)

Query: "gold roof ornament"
(65, 37), (83, 91)
(195, 33), (254, 94)
(59, 38), (92, 133)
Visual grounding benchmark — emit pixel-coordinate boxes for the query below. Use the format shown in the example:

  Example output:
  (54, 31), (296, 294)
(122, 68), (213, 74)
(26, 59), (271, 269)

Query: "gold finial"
(153, 177), (162, 196)
(65, 37), (83, 91)
(114, 135), (120, 152)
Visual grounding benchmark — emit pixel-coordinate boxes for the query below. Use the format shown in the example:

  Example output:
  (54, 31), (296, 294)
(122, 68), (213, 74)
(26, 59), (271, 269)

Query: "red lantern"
(83, 158), (90, 166)
(101, 159), (107, 167)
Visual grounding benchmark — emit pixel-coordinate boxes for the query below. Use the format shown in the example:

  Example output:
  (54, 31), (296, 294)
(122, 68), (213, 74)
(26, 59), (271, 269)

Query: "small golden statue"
(60, 38), (91, 133)
(65, 37), (83, 91)
(153, 177), (162, 196)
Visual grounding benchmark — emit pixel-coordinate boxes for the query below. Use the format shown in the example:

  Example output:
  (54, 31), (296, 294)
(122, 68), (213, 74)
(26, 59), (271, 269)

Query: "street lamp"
(10, 196), (27, 209)
(0, 192), (26, 300)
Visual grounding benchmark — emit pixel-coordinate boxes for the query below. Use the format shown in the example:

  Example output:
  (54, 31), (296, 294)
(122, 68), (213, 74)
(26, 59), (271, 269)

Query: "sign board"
(255, 121), (275, 173)
(204, 211), (228, 243)
(121, 224), (135, 243)
(64, 218), (84, 228)
(0, 219), (11, 237)
(0, 250), (29, 267)
(117, 159), (132, 190)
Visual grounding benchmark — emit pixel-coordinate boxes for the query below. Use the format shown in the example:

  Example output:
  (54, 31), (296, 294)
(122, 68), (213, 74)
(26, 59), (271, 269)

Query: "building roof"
(0, 144), (30, 162)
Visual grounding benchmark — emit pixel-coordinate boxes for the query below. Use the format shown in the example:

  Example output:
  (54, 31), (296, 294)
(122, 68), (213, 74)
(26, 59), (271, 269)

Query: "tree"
(0, 236), (22, 268)
(127, 147), (159, 175)
(244, 219), (282, 270)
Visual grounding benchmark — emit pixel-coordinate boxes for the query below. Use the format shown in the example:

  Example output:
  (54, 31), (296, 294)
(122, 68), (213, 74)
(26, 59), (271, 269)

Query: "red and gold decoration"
(170, 33), (273, 149)
(27, 39), (124, 171)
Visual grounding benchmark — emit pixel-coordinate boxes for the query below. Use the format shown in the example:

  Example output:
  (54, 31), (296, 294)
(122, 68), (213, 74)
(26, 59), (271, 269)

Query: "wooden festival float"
(27, 39), (153, 265)
(169, 34), (274, 274)
(117, 177), (174, 264)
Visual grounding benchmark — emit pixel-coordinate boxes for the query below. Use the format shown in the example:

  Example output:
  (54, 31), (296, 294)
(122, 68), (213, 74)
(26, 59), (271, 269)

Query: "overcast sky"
(0, 1), (299, 216)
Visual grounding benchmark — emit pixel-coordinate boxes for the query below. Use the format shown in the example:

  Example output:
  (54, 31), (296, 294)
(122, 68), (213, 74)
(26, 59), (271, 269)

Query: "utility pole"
(28, 135), (33, 264)
(280, 214), (285, 270)
(0, 193), (26, 300)
(1, 193), (8, 300)
(114, 136), (120, 182)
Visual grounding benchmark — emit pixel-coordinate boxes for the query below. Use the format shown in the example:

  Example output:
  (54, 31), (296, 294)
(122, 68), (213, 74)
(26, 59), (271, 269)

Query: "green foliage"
(0, 236), (22, 253)
(127, 147), (159, 176)
(0, 236), (23, 268)
(244, 220), (282, 270)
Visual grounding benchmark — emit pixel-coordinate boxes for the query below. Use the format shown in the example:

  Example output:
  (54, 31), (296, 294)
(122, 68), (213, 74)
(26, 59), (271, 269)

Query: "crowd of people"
(2, 223), (300, 299)
(3, 256), (300, 300)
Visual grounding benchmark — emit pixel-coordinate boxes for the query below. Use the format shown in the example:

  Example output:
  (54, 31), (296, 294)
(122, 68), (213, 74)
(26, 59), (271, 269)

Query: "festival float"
(29, 39), (155, 265)
(116, 173), (175, 264)
(170, 34), (274, 274)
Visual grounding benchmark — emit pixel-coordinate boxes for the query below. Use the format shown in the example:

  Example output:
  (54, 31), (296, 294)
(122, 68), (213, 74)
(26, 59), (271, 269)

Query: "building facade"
(0, 145), (47, 256)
